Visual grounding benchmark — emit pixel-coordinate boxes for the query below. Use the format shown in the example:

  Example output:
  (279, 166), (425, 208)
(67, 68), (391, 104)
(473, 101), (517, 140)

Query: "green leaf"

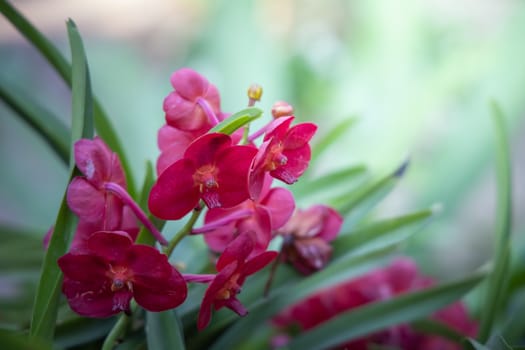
(478, 101), (513, 342)
(287, 272), (486, 350)
(333, 207), (437, 258)
(0, 2), (136, 195)
(146, 311), (186, 350)
(54, 317), (116, 349)
(330, 160), (409, 222)
(29, 19), (94, 341)
(0, 329), (52, 350)
(464, 338), (493, 350)
(411, 319), (465, 344)
(0, 79), (70, 163)
(311, 116), (357, 161)
(67, 19), (94, 146)
(292, 164), (368, 199)
(209, 107), (263, 135)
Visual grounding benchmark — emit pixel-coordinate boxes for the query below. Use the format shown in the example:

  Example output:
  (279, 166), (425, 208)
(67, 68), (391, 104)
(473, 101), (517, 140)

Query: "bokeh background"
(1, 0), (525, 327)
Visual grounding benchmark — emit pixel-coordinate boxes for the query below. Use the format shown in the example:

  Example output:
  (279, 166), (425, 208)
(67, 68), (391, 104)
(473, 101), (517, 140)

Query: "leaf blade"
(209, 107), (263, 135)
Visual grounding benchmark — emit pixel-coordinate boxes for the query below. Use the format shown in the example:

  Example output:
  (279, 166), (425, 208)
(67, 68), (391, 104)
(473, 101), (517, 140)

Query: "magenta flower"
(195, 175), (295, 255)
(273, 258), (478, 349)
(67, 137), (127, 228)
(250, 116), (317, 198)
(66, 137), (167, 245)
(276, 205), (342, 275)
(197, 233), (277, 330)
(149, 133), (257, 220)
(163, 68), (221, 131)
(58, 231), (187, 318)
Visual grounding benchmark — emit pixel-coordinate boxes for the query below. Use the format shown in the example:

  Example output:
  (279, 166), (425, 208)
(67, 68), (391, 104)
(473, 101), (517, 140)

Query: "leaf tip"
(393, 158), (410, 178)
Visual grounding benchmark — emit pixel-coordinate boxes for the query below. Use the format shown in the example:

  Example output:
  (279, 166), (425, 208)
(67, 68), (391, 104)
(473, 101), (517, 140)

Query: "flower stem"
(247, 120), (271, 143)
(164, 204), (203, 258)
(104, 182), (168, 245)
(101, 313), (131, 350)
(196, 97), (219, 126)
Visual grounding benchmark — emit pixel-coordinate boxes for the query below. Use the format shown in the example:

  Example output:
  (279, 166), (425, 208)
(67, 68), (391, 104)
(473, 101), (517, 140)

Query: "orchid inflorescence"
(54, 68), (477, 348)
(56, 68), (339, 330)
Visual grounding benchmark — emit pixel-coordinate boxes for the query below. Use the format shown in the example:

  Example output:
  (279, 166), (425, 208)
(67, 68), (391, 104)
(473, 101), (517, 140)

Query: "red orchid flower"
(273, 258), (478, 350)
(197, 233), (277, 330)
(149, 133), (257, 220)
(58, 231), (187, 318)
(276, 205), (342, 275)
(250, 116), (317, 198)
(163, 68), (221, 131)
(195, 175), (295, 255)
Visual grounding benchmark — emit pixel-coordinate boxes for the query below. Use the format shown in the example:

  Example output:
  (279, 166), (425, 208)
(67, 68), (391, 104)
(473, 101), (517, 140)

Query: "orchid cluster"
(55, 68), (344, 331)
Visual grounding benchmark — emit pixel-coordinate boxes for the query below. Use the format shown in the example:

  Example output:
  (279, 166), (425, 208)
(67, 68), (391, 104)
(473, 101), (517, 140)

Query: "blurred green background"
(1, 0), (525, 328)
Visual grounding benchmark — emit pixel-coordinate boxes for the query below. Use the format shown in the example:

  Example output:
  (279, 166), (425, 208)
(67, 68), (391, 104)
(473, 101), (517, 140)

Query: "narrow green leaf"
(464, 338), (493, 350)
(29, 19), (94, 341)
(55, 317), (116, 349)
(311, 116), (357, 161)
(292, 164), (368, 199)
(333, 207), (437, 257)
(331, 160), (409, 222)
(411, 319), (465, 344)
(146, 311), (186, 350)
(0, 1), (136, 195)
(288, 272), (486, 350)
(478, 101), (513, 342)
(67, 19), (93, 145)
(209, 107), (263, 135)
(0, 79), (70, 163)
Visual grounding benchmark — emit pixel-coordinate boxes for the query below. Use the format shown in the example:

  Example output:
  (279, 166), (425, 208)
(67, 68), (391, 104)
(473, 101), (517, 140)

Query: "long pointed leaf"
(311, 116), (357, 161)
(0, 79), (69, 163)
(478, 102), (513, 342)
(331, 160), (409, 223)
(29, 19), (94, 341)
(288, 272), (486, 350)
(0, 1), (136, 195)
(146, 311), (186, 350)
(209, 107), (263, 135)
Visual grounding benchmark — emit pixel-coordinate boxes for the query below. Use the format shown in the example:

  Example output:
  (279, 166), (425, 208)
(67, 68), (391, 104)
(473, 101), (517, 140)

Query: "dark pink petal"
(58, 253), (108, 283)
(86, 231), (133, 262)
(195, 207), (252, 234)
(223, 297), (248, 316)
(243, 251), (278, 276)
(184, 133), (232, 166)
(215, 145), (257, 207)
(170, 68), (209, 101)
(63, 277), (130, 318)
(202, 221), (237, 253)
(164, 92), (209, 131)
(291, 238), (332, 274)
(120, 206), (139, 241)
(66, 177), (105, 221)
(271, 145), (311, 184)
(157, 125), (203, 174)
(126, 245), (173, 278)
(133, 267), (187, 312)
(260, 187), (295, 229)
(238, 208), (272, 254)
(385, 258), (421, 293)
(216, 234), (253, 271)
(312, 205), (343, 241)
(69, 220), (103, 253)
(263, 116), (294, 141)
(283, 123), (317, 150)
(74, 137), (111, 185)
(148, 159), (200, 220)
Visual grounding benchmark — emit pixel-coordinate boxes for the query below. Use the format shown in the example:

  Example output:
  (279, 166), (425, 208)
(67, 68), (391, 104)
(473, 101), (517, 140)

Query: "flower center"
(108, 265), (133, 292)
(193, 164), (219, 192)
(216, 273), (241, 300)
(265, 143), (287, 171)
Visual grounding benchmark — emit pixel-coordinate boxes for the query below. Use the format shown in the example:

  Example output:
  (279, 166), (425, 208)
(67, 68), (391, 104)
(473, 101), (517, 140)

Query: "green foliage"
(209, 107), (263, 135)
